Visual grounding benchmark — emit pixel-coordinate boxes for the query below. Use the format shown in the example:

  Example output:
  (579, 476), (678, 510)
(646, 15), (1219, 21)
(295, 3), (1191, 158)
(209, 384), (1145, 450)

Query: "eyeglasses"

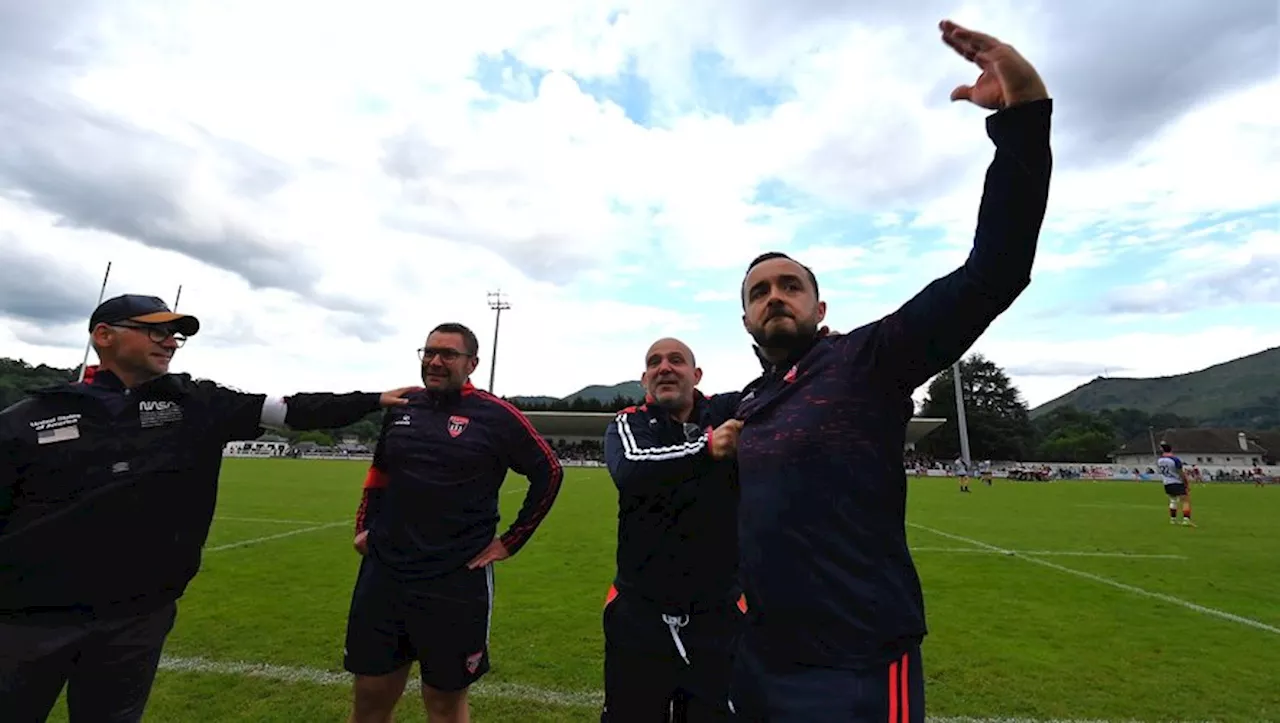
(418, 347), (470, 363)
(108, 322), (188, 347)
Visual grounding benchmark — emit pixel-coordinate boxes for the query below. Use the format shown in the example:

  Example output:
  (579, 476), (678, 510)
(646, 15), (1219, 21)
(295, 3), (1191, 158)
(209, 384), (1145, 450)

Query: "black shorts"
(343, 557), (494, 691)
(1164, 483), (1187, 497)
(601, 587), (745, 722)
(729, 641), (924, 723)
(0, 602), (176, 723)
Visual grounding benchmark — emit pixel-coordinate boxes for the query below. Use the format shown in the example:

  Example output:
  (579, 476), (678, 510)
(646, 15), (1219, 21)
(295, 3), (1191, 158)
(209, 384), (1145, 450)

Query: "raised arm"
(199, 380), (417, 444)
(872, 24), (1053, 392)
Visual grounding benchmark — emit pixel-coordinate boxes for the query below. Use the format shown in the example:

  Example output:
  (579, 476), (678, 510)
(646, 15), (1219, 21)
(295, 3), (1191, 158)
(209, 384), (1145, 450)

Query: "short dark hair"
(430, 322), (480, 356)
(1159, 441), (1172, 453)
(741, 251), (820, 305)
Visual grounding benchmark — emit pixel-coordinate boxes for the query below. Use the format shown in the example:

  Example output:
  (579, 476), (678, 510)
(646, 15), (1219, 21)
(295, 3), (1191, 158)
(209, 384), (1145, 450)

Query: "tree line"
(913, 354), (1194, 463)
(0, 355), (1203, 461)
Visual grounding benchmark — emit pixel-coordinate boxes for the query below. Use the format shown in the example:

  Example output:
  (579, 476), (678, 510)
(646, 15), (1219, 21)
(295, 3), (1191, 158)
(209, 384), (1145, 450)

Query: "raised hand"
(939, 20), (1049, 110)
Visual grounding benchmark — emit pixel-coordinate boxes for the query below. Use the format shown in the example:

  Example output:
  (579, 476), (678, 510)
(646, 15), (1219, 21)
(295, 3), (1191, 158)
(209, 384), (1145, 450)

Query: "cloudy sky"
(1, 0), (1277, 409)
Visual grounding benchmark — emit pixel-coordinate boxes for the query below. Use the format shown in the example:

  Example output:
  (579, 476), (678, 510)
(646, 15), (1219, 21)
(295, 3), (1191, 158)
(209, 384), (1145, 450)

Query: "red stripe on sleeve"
(479, 392), (564, 550)
(363, 466), (389, 489)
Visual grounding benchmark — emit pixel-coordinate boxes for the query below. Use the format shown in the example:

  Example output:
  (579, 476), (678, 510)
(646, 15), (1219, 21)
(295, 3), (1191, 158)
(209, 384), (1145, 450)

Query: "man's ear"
(693, 367), (703, 386)
(90, 324), (113, 350)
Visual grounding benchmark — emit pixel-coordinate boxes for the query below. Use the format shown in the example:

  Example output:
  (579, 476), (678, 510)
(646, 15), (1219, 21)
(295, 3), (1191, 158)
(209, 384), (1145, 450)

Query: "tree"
(294, 430), (333, 447)
(917, 353), (1035, 461)
(1032, 406), (1118, 462)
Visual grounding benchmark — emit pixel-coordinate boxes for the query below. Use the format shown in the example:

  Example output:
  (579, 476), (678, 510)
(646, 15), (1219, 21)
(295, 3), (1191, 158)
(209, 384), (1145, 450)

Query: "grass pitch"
(46, 459), (1280, 722)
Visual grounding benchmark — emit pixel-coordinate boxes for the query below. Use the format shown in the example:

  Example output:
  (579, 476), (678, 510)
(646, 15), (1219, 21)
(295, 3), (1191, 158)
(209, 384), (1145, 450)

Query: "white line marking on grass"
(204, 521), (349, 552)
(214, 516), (327, 525)
(158, 656), (1213, 720)
(1073, 503), (1161, 511)
(158, 655), (602, 709)
(908, 523), (1280, 635)
(910, 546), (1185, 560)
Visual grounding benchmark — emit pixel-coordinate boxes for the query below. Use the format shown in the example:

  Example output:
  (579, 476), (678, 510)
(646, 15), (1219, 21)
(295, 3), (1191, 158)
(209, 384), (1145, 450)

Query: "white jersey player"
(1157, 442), (1194, 526)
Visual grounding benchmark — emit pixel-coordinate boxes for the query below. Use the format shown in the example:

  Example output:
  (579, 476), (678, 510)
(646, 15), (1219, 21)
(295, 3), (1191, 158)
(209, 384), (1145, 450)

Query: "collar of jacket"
(417, 380), (477, 407)
(751, 326), (833, 374)
(642, 388), (710, 423)
(34, 366), (188, 398)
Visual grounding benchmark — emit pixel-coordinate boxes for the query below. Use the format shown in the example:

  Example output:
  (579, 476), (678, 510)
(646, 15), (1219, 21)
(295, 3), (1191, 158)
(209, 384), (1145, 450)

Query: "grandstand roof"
(525, 411), (947, 445)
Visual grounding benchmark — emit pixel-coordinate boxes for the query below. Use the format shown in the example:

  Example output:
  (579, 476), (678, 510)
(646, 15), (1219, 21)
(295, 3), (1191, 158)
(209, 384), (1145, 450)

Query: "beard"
(749, 313), (819, 354)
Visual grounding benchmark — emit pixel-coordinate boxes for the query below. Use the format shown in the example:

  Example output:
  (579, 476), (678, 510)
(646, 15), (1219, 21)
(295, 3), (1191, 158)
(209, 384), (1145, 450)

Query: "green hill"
(0, 358), (78, 409)
(562, 381), (645, 404)
(1030, 346), (1280, 429)
(504, 395), (560, 406)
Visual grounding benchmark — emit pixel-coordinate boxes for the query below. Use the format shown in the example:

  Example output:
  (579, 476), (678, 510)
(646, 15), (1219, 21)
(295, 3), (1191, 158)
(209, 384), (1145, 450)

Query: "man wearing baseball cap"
(0, 293), (418, 722)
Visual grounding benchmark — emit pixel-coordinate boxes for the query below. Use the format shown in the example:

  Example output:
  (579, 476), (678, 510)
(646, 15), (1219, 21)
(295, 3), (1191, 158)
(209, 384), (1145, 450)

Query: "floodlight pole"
(173, 285), (183, 311)
(952, 360), (972, 467)
(77, 261), (112, 382)
(487, 290), (510, 394)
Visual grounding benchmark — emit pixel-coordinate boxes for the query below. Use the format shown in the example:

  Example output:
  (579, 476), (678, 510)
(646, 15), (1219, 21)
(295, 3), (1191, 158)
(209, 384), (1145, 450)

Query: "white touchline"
(908, 523), (1280, 635)
(156, 655), (1212, 721)
(204, 521), (349, 552)
(158, 655), (601, 709)
(214, 516), (328, 525)
(1073, 503), (1164, 511)
(910, 546), (1186, 560)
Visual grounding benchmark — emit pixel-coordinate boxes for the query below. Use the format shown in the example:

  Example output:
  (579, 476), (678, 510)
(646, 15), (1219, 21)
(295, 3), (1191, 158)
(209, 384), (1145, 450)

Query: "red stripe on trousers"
(900, 652), (909, 723)
(888, 660), (899, 723)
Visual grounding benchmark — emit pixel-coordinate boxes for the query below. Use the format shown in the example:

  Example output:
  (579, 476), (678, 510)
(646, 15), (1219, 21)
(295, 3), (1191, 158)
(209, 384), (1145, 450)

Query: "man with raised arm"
(728, 21), (1054, 722)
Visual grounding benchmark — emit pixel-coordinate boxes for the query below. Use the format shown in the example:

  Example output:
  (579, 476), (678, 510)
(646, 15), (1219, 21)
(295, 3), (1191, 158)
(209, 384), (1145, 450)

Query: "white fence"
(916, 462), (1279, 482)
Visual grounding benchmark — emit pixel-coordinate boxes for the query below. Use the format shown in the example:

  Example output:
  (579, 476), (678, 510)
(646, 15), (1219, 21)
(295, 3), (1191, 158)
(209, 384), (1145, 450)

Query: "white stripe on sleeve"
(616, 413), (706, 462)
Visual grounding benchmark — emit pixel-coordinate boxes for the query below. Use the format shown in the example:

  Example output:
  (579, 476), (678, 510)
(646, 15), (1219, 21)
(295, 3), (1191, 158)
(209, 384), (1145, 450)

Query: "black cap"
(89, 294), (200, 336)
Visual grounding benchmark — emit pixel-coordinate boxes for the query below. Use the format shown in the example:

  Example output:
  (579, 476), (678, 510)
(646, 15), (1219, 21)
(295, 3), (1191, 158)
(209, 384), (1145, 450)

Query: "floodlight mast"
(952, 361), (972, 467)
(77, 261), (113, 382)
(487, 290), (511, 394)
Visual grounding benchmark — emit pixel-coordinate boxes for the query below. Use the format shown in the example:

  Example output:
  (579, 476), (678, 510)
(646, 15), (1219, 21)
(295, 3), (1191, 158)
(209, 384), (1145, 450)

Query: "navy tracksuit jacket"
(603, 390), (743, 612)
(734, 99), (1054, 668)
(354, 382), (564, 580)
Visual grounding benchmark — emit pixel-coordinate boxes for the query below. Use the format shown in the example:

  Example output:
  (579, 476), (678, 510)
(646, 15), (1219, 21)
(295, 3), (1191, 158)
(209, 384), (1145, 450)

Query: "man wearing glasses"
(0, 294), (419, 722)
(344, 322), (564, 723)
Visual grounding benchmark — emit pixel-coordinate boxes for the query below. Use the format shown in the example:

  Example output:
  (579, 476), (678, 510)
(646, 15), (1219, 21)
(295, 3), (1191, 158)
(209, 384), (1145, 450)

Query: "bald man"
(601, 338), (745, 722)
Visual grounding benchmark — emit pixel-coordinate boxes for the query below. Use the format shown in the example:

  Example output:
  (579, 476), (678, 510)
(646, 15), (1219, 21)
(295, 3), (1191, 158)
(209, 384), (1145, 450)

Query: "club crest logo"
(783, 365), (798, 383)
(465, 650), (484, 674)
(448, 415), (470, 438)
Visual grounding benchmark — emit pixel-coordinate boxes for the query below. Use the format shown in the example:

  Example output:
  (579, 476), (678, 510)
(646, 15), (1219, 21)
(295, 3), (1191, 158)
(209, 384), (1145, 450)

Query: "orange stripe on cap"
(363, 467), (389, 489)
